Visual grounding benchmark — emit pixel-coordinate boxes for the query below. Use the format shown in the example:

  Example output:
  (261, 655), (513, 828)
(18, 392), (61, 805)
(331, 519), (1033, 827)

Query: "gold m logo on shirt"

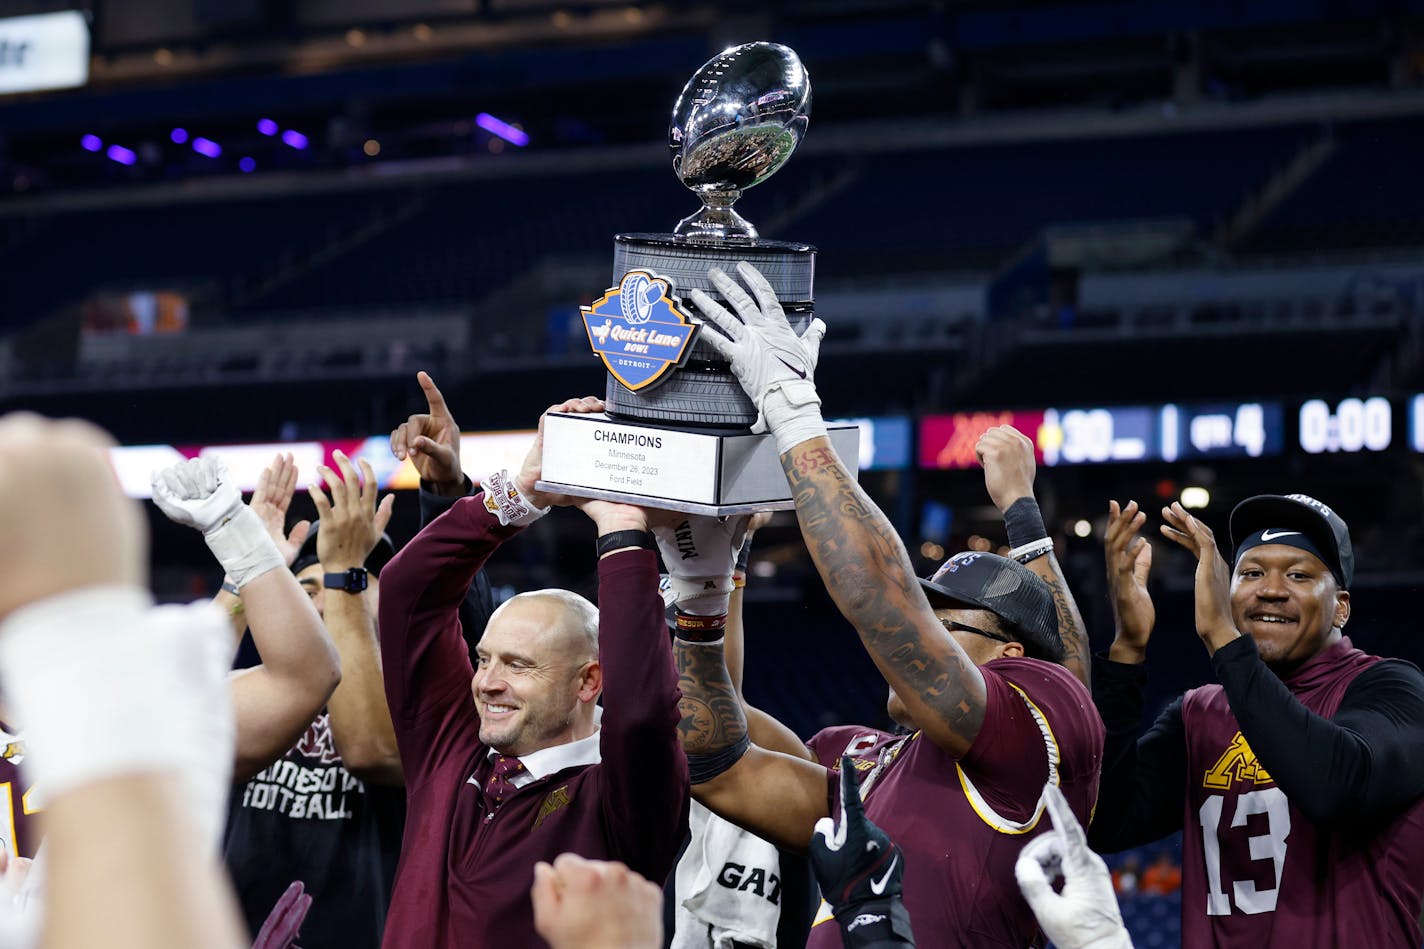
(1203, 732), (1274, 790)
(532, 786), (571, 832)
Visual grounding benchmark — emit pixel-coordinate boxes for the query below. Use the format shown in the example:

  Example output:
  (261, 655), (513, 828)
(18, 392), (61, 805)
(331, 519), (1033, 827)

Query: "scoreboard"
(921, 401), (1284, 470)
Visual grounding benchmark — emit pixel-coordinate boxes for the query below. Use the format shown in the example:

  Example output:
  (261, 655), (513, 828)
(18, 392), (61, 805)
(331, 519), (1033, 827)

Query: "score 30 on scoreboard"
(919, 402), (1285, 469)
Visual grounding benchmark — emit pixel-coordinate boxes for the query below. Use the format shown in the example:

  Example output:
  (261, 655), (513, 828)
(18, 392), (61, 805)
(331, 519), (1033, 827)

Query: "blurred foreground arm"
(0, 413), (245, 949)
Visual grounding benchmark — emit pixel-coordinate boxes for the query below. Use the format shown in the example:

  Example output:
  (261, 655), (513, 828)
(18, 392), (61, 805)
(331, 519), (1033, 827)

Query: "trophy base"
(536, 411), (860, 515)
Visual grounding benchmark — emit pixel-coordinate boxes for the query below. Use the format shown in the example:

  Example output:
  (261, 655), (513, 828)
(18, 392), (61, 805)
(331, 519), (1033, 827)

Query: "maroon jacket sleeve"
(594, 548), (691, 881)
(378, 494), (522, 784)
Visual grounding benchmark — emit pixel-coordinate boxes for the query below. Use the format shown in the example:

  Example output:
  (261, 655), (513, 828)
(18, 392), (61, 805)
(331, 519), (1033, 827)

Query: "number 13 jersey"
(1180, 639), (1424, 948)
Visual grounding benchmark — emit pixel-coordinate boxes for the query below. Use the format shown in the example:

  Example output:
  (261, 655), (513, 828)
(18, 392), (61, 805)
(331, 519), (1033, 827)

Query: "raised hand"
(650, 513), (749, 617)
(391, 371), (465, 497)
(1105, 500), (1155, 663)
(810, 758), (909, 927)
(975, 425), (1037, 513)
(151, 456), (244, 534)
(1015, 783), (1132, 949)
(250, 453), (310, 568)
(309, 450), (396, 572)
(513, 396), (604, 510)
(689, 262), (827, 451)
(0, 414), (145, 619)
(152, 455), (286, 590)
(1161, 502), (1240, 655)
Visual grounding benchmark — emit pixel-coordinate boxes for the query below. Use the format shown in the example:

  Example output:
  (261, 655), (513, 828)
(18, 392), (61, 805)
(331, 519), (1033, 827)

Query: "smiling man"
(1090, 493), (1424, 949)
(375, 396), (688, 949)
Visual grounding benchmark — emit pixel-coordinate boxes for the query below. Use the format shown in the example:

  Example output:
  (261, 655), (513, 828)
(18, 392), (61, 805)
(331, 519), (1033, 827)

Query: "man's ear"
(1001, 641), (1025, 660)
(1335, 590), (1351, 630)
(578, 660), (602, 702)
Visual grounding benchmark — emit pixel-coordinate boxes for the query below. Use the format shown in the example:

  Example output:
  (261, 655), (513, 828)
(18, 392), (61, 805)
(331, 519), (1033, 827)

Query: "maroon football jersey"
(0, 724), (38, 859)
(1180, 638), (1424, 948)
(806, 657), (1103, 948)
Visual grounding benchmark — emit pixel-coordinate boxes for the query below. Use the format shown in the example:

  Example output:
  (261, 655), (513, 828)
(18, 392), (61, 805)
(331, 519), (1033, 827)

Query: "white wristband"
(480, 469), (549, 527)
(761, 381), (827, 455)
(0, 588), (235, 846)
(1010, 537), (1055, 565)
(204, 504), (285, 588)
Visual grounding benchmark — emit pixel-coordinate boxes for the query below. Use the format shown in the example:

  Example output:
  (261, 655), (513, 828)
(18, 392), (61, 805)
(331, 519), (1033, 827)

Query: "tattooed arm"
(975, 426), (1090, 687)
(689, 262), (986, 757)
(675, 636), (832, 850)
(1026, 560), (1089, 686)
(783, 439), (988, 759)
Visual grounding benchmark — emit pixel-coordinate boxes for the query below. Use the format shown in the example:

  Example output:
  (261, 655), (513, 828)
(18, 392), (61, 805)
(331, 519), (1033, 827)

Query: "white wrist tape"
(480, 469), (549, 527)
(204, 504), (285, 589)
(1010, 537), (1055, 565)
(667, 574), (735, 617)
(0, 587), (235, 849)
(760, 381), (827, 455)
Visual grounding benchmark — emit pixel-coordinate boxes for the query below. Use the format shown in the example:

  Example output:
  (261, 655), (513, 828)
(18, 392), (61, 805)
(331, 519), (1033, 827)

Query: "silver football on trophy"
(670, 42), (811, 241)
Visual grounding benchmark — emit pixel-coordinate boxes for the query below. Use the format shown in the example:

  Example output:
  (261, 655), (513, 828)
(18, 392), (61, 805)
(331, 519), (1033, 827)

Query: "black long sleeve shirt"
(1089, 636), (1424, 852)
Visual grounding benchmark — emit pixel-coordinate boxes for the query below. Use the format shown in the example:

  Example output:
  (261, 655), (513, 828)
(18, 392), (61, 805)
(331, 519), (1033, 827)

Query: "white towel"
(671, 801), (783, 949)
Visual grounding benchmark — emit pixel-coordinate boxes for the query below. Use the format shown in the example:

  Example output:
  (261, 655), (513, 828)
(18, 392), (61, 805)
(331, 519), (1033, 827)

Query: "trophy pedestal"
(536, 411), (860, 516)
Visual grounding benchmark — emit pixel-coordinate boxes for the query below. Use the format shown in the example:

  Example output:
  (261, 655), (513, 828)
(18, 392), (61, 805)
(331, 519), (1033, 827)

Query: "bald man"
(376, 397), (689, 949)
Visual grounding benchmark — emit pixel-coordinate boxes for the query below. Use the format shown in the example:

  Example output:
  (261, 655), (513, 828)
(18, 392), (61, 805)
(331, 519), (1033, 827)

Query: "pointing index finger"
(418, 371), (452, 420)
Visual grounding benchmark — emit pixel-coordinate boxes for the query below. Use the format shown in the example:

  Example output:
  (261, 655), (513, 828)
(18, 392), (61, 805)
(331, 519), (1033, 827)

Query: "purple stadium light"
(106, 144), (137, 165)
(170, 128), (188, 144)
(256, 118), (279, 136)
(239, 157), (256, 173)
(80, 134), (102, 152)
(280, 129), (308, 150)
(476, 113), (529, 147)
(192, 137), (222, 158)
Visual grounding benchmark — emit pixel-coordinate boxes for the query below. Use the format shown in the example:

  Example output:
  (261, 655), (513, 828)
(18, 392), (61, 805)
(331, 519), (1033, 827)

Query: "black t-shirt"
(223, 711), (406, 949)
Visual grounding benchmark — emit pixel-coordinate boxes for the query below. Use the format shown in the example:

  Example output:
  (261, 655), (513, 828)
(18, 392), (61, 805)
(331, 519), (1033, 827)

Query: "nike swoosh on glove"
(690, 261), (828, 455)
(810, 756), (906, 917)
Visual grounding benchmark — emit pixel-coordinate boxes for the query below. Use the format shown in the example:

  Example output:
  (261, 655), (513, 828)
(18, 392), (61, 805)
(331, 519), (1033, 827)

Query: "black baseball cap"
(918, 552), (1062, 662)
(291, 522), (397, 578)
(1229, 494), (1353, 588)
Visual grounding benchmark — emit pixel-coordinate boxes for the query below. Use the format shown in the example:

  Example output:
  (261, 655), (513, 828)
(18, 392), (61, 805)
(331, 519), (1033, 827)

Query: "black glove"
(808, 757), (915, 946)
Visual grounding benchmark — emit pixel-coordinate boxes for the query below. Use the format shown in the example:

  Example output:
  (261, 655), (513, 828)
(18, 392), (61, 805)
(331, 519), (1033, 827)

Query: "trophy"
(537, 42), (859, 515)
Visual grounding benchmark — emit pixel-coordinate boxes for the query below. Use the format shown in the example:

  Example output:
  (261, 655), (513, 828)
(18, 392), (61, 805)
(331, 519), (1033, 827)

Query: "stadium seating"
(1246, 119), (1424, 254)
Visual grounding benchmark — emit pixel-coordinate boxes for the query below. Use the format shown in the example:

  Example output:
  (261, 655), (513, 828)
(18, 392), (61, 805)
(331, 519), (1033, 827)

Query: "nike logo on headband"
(1260, 530), (1302, 541)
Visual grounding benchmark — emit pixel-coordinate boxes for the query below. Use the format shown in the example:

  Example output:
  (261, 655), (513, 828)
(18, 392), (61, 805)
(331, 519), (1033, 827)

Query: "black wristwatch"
(323, 567), (369, 593)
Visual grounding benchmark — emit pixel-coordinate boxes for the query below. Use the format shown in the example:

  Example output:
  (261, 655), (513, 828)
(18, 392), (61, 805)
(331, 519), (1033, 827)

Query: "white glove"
(151, 456), (284, 588)
(1015, 783), (1134, 949)
(0, 589), (236, 853)
(651, 514), (748, 617)
(689, 262), (828, 455)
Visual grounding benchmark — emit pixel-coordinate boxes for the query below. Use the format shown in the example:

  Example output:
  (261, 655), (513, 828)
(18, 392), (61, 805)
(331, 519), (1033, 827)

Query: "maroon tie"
(486, 754), (525, 806)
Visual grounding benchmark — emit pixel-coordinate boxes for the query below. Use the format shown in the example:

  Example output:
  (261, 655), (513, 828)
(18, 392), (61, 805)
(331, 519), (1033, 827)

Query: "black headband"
(1234, 528), (1339, 585)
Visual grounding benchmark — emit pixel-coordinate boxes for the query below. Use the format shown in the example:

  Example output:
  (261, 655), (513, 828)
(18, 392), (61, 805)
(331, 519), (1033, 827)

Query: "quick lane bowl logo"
(582, 270), (700, 392)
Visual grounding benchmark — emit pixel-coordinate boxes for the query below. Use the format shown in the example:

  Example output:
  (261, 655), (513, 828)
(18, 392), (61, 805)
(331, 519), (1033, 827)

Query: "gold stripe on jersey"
(956, 683), (1060, 835)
